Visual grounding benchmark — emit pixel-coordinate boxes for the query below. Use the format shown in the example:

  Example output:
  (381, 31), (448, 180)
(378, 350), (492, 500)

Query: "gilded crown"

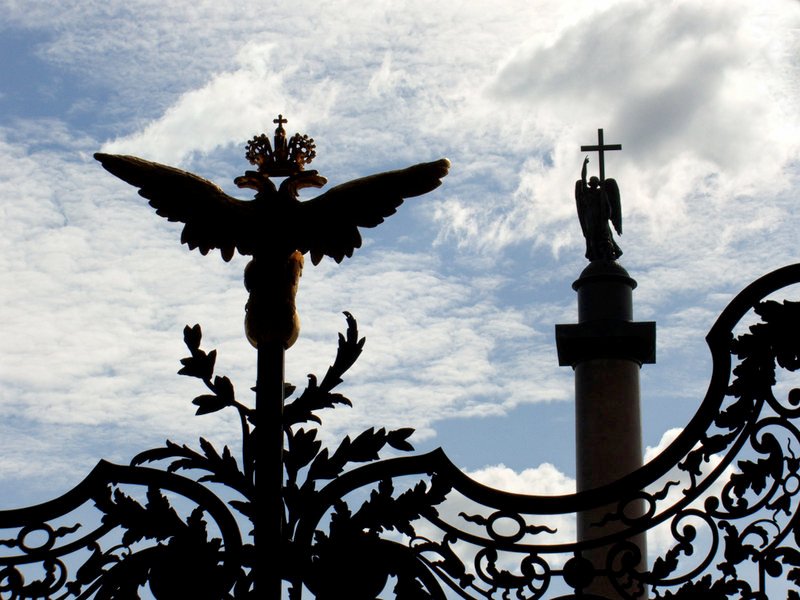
(244, 114), (316, 178)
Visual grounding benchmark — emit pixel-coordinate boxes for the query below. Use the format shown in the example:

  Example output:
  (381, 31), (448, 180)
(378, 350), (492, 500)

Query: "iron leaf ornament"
(4, 118), (800, 597)
(95, 115), (450, 349)
(130, 314), (442, 598)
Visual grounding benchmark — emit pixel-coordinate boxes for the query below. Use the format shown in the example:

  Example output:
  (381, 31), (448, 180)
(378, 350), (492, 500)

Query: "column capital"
(556, 260), (656, 367)
(555, 320), (656, 366)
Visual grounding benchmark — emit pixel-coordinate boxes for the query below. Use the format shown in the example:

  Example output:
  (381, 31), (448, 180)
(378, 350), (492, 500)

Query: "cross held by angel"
(575, 129), (622, 262)
(95, 115), (450, 349)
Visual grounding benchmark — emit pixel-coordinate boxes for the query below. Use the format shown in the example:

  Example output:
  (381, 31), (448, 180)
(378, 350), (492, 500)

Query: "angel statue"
(575, 156), (622, 262)
(96, 115), (450, 349)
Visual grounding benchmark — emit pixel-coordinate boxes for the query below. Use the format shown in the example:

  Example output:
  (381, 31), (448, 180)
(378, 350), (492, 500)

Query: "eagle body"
(94, 152), (450, 348)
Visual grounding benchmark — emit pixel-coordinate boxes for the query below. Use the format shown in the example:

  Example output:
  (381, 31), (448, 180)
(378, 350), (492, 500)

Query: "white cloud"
(467, 462), (574, 495)
(436, 0), (800, 262)
(100, 43), (339, 165)
(0, 5), (799, 570)
(0, 126), (571, 494)
(283, 251), (570, 445)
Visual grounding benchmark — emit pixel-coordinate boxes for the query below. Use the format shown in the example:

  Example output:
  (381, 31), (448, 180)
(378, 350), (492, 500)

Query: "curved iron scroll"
(0, 461), (242, 599)
(1, 264), (799, 598)
(287, 264), (800, 599)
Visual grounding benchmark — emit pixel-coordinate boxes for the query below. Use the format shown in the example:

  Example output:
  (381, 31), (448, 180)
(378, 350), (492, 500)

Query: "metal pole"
(257, 340), (285, 599)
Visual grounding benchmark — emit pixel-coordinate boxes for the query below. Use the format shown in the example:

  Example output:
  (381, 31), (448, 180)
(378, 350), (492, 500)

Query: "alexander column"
(555, 129), (655, 598)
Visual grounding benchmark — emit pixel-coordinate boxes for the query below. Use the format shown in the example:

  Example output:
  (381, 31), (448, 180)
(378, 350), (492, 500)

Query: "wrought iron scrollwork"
(286, 264), (800, 599)
(0, 461), (242, 599)
(2, 264), (800, 598)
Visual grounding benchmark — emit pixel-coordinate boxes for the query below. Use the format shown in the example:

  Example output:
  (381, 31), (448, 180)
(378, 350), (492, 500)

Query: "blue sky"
(0, 0), (799, 543)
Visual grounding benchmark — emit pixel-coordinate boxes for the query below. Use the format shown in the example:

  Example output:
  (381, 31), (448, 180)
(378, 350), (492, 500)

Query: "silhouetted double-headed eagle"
(95, 118), (449, 348)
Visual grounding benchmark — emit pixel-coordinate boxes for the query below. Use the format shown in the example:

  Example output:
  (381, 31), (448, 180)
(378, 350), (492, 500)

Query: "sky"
(0, 0), (799, 571)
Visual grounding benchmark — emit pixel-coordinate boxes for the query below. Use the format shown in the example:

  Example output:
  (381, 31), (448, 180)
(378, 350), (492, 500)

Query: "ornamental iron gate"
(1, 121), (799, 599)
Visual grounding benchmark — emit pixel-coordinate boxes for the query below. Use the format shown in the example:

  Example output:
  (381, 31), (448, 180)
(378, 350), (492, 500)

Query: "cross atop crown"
(243, 114), (316, 178)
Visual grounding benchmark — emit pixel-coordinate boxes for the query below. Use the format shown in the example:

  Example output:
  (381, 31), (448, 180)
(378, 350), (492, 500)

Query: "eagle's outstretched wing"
(605, 178), (622, 235)
(296, 158), (450, 265)
(94, 153), (257, 261)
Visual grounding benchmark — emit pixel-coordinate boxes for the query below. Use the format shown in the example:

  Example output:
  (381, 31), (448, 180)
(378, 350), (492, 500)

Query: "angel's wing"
(94, 153), (257, 261)
(574, 180), (589, 238)
(295, 158), (450, 265)
(605, 178), (622, 235)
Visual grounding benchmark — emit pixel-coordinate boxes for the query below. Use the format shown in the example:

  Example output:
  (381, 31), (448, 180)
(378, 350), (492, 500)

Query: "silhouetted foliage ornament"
(658, 574), (750, 599)
(95, 116), (449, 349)
(5, 115), (800, 598)
(120, 313), (445, 598)
(2, 265), (800, 598)
(88, 487), (229, 600)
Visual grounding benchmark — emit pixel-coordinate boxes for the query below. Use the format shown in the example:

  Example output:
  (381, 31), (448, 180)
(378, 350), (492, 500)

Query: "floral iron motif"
(1, 262), (799, 598)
